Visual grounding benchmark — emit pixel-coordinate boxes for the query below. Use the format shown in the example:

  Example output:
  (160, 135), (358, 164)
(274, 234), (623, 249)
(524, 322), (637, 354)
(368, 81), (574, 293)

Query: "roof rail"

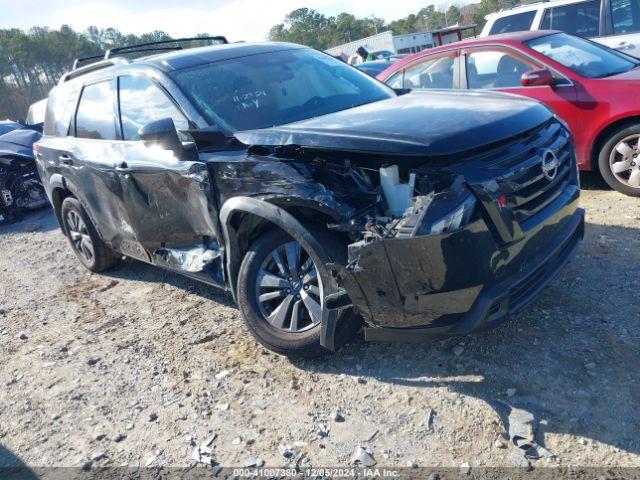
(59, 57), (130, 84)
(104, 36), (228, 60)
(63, 36), (228, 84)
(499, 0), (549, 11)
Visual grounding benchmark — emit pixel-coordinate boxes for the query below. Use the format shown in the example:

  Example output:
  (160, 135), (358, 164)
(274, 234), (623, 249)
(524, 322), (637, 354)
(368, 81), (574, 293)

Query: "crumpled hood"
(234, 90), (553, 156)
(0, 128), (41, 160)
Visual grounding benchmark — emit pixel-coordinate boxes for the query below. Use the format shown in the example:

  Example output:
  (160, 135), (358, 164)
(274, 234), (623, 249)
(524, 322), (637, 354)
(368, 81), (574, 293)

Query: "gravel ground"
(1, 174), (639, 473)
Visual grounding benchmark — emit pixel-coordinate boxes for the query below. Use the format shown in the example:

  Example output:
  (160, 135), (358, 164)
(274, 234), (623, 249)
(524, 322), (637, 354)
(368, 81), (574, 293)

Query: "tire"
(237, 227), (358, 357)
(598, 124), (640, 197)
(60, 196), (121, 272)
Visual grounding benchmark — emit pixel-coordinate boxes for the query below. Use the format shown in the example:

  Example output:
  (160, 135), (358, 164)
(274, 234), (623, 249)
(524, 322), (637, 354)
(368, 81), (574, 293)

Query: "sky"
(0, 0), (454, 42)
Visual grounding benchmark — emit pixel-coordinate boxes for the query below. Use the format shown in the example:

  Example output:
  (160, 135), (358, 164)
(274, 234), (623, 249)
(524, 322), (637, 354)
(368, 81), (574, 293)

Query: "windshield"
(169, 47), (394, 132)
(526, 33), (640, 78)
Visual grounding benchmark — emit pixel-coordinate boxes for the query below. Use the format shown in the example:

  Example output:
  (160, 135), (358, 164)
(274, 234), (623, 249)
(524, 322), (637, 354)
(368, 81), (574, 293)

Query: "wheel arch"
(590, 115), (640, 173)
(219, 197), (339, 299)
(49, 174), (73, 229)
(220, 196), (345, 351)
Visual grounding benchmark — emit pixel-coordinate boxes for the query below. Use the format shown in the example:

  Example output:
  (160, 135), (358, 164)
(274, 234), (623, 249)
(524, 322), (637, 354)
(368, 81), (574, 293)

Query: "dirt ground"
(1, 174), (639, 473)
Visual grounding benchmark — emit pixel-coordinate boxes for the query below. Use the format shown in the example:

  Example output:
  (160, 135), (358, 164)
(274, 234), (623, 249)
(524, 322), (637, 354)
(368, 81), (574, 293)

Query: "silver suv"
(481, 0), (640, 57)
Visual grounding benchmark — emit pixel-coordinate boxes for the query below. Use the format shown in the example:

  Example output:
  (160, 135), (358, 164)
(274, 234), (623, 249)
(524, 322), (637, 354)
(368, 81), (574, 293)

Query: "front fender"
(219, 196), (340, 351)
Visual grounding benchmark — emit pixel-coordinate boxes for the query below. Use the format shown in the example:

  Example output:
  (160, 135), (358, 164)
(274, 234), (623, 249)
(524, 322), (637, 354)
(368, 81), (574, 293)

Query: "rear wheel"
(598, 125), (640, 197)
(237, 228), (357, 357)
(61, 197), (120, 272)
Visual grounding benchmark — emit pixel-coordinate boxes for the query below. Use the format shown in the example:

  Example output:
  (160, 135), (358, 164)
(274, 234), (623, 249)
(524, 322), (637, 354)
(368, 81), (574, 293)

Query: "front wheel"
(598, 125), (640, 197)
(237, 228), (355, 357)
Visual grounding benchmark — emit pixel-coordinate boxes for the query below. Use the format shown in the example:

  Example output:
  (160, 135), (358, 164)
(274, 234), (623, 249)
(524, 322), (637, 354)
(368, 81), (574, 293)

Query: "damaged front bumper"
(334, 190), (584, 342)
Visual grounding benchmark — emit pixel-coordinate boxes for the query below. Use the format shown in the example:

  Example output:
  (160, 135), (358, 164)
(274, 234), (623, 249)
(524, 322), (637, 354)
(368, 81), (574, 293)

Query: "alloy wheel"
(610, 135), (640, 189)
(65, 210), (95, 263)
(255, 241), (323, 333)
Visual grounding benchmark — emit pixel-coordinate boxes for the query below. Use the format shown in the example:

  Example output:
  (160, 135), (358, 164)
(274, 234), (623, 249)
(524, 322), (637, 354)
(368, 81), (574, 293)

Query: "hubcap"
(255, 241), (323, 333)
(610, 135), (640, 189)
(65, 210), (94, 263)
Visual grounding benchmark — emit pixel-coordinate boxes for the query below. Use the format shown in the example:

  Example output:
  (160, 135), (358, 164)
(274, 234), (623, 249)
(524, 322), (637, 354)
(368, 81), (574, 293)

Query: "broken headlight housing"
(395, 188), (476, 238)
(428, 194), (476, 235)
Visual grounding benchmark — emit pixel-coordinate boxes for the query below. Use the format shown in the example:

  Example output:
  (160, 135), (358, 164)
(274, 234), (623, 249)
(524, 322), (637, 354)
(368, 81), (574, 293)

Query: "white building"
(326, 25), (476, 62)
(392, 32), (435, 54)
(326, 31), (397, 60)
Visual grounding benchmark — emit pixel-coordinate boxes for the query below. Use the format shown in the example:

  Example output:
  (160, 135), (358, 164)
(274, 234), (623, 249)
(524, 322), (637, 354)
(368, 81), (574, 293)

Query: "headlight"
(396, 188), (476, 238)
(429, 194), (476, 235)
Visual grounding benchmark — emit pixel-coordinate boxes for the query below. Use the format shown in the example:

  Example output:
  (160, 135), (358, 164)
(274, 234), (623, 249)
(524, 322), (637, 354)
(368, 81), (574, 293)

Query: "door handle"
(614, 41), (634, 51)
(59, 154), (73, 165)
(115, 161), (130, 172)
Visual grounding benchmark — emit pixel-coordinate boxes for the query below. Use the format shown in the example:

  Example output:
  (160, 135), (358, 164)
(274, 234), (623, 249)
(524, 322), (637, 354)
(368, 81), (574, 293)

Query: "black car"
(355, 60), (394, 77)
(0, 120), (25, 136)
(36, 38), (584, 356)
(0, 128), (47, 222)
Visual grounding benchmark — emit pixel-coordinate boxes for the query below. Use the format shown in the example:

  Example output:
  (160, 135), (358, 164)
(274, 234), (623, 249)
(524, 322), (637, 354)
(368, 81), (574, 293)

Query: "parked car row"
(33, 37), (584, 356)
(378, 30), (640, 196)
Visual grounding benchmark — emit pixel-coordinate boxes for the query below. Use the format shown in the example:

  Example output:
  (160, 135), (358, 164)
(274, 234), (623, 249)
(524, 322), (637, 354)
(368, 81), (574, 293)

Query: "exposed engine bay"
(0, 129), (47, 223)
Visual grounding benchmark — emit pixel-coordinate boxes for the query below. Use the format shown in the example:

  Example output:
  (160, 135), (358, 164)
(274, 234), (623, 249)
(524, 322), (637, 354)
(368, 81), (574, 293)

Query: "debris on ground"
(495, 401), (556, 468)
(360, 428), (378, 443)
(425, 408), (435, 430)
(352, 446), (377, 467)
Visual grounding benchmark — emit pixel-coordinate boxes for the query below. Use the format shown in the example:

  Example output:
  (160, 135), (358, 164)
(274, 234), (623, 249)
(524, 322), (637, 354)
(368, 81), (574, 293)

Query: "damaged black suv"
(36, 38), (585, 356)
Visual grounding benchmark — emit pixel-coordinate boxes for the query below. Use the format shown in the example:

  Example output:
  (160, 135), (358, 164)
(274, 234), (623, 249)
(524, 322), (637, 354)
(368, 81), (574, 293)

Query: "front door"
(462, 47), (579, 129)
(115, 74), (221, 273)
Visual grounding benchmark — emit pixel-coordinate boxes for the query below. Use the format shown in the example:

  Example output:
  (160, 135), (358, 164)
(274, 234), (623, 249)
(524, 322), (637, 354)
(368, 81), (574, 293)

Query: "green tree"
(446, 5), (462, 25)
(268, 8), (335, 50)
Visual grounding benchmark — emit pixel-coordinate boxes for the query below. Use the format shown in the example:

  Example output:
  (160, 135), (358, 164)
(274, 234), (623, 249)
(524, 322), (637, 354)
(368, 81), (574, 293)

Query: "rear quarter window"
(540, 0), (601, 37)
(44, 85), (80, 137)
(489, 11), (537, 35)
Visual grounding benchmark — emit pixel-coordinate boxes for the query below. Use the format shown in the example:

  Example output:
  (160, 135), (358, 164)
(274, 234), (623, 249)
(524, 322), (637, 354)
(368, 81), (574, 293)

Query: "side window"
(44, 86), (80, 137)
(386, 72), (404, 89)
(75, 81), (117, 140)
(402, 54), (457, 89)
(118, 76), (189, 141)
(466, 50), (539, 89)
(540, 0), (600, 37)
(488, 11), (536, 35)
(611, 0), (640, 34)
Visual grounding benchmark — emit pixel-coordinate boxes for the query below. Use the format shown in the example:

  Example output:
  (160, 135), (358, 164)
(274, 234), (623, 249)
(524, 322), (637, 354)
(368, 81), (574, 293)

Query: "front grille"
(487, 119), (575, 228)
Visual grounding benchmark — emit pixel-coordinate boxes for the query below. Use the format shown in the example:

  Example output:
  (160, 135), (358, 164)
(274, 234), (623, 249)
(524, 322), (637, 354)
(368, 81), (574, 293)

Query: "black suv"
(36, 38), (585, 356)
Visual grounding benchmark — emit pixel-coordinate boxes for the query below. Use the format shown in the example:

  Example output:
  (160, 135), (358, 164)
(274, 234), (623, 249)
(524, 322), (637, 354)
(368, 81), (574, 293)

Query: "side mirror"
(138, 118), (184, 156)
(521, 69), (555, 87)
(393, 88), (412, 96)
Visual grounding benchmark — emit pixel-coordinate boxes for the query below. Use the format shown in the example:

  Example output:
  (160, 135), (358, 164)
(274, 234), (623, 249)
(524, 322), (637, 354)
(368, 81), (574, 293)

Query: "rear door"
(116, 74), (221, 271)
(539, 0), (605, 42)
(461, 46), (578, 128)
(603, 0), (640, 56)
(62, 79), (127, 248)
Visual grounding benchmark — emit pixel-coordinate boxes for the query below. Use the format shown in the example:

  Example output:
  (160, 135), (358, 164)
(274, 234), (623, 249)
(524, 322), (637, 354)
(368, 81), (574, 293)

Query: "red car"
(378, 30), (640, 197)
